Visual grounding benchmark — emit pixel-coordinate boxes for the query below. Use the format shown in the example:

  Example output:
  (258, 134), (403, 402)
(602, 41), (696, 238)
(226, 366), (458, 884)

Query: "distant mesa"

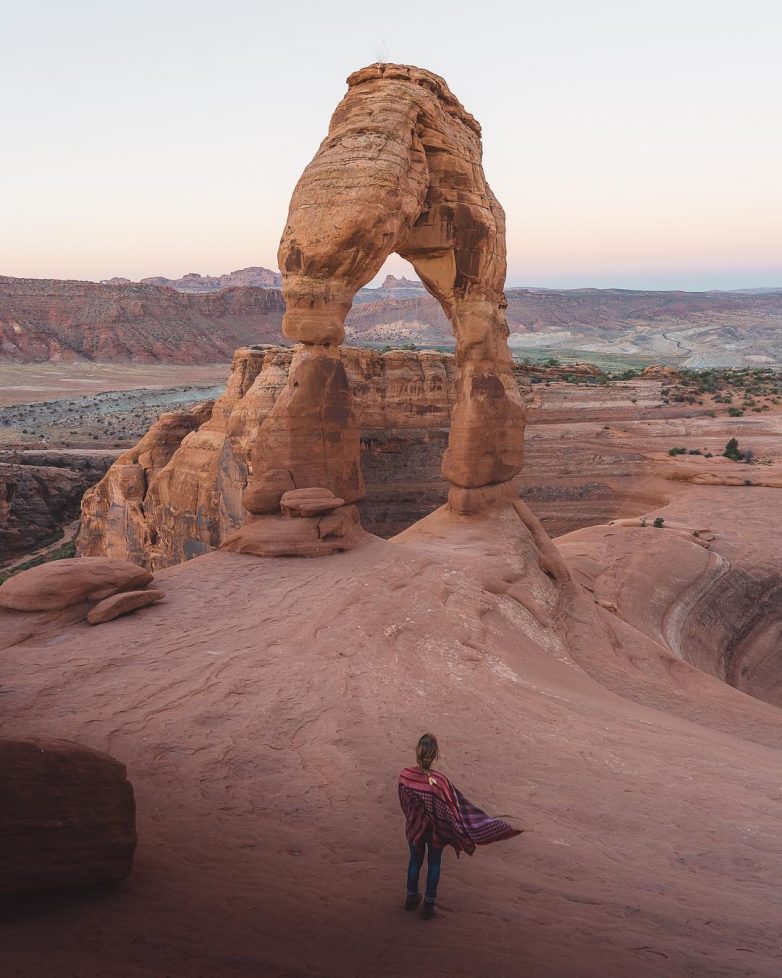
(101, 266), (282, 292)
(378, 274), (425, 291)
(0, 273), (284, 363)
(3, 267), (782, 365)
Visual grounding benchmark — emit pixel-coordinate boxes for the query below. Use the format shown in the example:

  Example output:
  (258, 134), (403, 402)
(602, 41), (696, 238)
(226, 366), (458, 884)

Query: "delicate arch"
(243, 64), (525, 533)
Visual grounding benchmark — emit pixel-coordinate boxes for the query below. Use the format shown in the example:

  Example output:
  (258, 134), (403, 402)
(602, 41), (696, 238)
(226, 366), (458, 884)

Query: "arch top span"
(225, 64), (525, 557)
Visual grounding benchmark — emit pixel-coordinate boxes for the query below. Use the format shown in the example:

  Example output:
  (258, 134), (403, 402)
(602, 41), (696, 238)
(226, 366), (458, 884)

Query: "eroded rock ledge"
(78, 346), (532, 569)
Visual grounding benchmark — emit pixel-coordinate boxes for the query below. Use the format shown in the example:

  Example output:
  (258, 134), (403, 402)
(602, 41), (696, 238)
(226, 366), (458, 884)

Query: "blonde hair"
(416, 733), (439, 772)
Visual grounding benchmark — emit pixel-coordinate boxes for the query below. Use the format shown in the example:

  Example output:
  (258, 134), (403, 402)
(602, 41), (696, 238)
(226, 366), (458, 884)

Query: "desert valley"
(2, 45), (782, 978)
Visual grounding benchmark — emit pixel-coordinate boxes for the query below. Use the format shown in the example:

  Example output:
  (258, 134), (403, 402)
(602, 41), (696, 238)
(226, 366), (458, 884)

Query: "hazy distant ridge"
(2, 269), (782, 366)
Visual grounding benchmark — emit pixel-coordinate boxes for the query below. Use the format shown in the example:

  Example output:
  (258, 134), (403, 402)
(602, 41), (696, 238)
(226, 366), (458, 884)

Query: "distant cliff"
(0, 276), (284, 363)
(346, 286), (782, 367)
(3, 269), (782, 366)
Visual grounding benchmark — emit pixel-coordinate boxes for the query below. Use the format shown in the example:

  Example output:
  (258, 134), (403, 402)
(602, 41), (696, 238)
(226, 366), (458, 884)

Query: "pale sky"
(3, 0), (781, 290)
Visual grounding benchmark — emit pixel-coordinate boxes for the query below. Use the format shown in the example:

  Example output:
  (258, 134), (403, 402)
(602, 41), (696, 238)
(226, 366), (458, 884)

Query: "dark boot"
(422, 900), (435, 919)
(404, 892), (421, 911)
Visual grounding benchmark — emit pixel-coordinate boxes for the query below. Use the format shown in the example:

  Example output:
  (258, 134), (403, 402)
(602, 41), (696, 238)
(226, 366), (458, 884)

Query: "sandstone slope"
(4, 495), (782, 976)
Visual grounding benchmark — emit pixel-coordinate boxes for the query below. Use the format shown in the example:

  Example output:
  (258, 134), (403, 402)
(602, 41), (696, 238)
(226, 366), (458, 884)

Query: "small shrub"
(723, 437), (744, 461)
(668, 446), (687, 456)
(653, 517), (665, 528)
(728, 406), (744, 417)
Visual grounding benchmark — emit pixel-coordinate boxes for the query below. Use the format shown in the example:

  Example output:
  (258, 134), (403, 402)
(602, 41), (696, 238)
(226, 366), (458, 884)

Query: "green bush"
(723, 437), (744, 461)
(653, 517), (665, 528)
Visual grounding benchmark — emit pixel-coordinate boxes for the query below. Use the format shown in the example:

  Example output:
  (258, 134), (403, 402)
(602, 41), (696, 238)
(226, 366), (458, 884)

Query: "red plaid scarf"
(398, 766), (522, 856)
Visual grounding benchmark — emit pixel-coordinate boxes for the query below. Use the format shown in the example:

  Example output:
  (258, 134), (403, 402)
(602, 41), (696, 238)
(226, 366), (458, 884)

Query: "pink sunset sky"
(3, 0), (781, 291)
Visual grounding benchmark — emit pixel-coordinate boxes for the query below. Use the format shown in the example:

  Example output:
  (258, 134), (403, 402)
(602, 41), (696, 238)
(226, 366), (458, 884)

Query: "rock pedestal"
(223, 489), (365, 558)
(242, 346), (364, 516)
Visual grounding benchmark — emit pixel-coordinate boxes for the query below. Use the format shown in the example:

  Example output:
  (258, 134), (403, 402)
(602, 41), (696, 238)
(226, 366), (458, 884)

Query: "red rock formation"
(233, 63), (524, 555)
(0, 556), (152, 611)
(87, 588), (165, 625)
(0, 450), (116, 562)
(0, 739), (136, 895)
(0, 276), (284, 363)
(75, 401), (214, 565)
(77, 346), (462, 568)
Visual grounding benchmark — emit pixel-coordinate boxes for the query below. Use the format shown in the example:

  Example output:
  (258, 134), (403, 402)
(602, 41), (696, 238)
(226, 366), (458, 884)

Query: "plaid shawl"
(398, 766), (522, 856)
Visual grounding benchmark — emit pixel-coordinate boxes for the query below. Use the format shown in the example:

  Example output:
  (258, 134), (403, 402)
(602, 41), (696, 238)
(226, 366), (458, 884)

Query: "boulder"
(87, 589), (165, 625)
(280, 487), (345, 516)
(222, 505), (365, 558)
(0, 739), (136, 895)
(0, 557), (153, 612)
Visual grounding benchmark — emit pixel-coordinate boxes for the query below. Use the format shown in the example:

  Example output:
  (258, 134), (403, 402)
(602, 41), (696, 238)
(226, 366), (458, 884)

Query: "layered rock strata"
(233, 63), (524, 554)
(78, 346), (470, 568)
(0, 276), (284, 363)
(0, 450), (117, 563)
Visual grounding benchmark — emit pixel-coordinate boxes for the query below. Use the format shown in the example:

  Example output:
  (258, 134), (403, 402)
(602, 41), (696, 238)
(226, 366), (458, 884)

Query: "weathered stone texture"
(238, 63), (524, 548)
(78, 346), (464, 567)
(0, 556), (153, 612)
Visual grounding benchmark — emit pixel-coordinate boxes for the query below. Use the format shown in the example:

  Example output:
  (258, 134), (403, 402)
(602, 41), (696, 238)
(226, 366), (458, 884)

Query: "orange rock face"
(239, 63), (524, 553)
(0, 276), (284, 363)
(78, 346), (465, 568)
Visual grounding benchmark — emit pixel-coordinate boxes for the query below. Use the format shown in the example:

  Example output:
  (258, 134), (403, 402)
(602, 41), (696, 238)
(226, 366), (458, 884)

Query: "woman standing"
(398, 733), (522, 919)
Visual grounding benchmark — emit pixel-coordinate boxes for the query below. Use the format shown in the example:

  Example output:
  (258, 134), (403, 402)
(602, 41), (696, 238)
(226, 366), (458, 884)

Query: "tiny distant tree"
(653, 517), (665, 528)
(723, 437), (744, 461)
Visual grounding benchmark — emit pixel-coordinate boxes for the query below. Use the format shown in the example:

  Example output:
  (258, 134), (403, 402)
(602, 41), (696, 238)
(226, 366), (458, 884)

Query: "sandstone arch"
(231, 64), (525, 554)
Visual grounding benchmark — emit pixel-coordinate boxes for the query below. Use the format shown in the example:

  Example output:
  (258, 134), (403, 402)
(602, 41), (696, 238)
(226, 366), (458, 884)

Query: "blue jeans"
(407, 841), (443, 903)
